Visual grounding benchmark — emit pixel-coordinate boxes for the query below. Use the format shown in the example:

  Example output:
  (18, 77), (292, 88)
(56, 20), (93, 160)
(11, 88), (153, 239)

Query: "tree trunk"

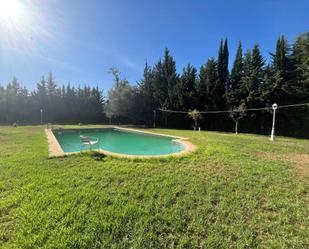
(235, 120), (239, 134)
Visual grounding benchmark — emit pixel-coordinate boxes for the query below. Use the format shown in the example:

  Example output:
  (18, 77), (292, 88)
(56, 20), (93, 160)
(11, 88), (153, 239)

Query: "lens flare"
(0, 0), (55, 54)
(0, 0), (23, 24)
(0, 0), (70, 73)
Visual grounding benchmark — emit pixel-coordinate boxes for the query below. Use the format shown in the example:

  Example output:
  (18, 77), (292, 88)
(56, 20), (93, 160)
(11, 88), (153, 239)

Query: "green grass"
(0, 125), (308, 248)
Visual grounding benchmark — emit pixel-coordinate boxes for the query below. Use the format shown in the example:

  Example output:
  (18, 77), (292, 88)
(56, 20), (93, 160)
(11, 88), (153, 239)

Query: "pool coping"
(45, 127), (196, 158)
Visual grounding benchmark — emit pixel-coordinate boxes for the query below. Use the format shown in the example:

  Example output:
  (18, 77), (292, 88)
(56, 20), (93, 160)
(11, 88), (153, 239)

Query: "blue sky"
(0, 0), (308, 91)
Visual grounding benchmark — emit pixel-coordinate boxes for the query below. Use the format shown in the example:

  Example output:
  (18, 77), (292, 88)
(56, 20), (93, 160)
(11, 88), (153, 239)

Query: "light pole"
(270, 103), (278, 141)
(153, 110), (156, 128)
(40, 109), (43, 124)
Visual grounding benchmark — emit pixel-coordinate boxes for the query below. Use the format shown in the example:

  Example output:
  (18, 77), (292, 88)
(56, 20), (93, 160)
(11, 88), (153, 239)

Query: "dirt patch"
(257, 151), (309, 178)
(288, 153), (309, 177)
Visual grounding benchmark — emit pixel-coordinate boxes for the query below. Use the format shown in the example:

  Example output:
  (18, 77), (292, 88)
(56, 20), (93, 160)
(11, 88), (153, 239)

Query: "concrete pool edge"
(45, 127), (196, 158)
(45, 128), (66, 157)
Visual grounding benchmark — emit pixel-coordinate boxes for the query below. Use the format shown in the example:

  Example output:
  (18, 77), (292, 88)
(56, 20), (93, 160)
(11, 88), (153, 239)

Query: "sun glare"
(0, 0), (49, 54)
(0, 0), (23, 24)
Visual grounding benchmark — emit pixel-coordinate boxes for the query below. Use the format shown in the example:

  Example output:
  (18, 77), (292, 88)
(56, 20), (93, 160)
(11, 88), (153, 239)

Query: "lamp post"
(40, 109), (43, 124)
(270, 103), (278, 141)
(153, 110), (156, 128)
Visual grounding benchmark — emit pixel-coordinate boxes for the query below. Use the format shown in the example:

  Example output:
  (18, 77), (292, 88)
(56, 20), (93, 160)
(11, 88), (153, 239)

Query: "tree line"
(0, 73), (104, 124)
(106, 32), (309, 137)
(0, 32), (308, 137)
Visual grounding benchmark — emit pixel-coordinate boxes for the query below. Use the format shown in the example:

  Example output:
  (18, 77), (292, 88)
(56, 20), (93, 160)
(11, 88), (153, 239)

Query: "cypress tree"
(217, 39), (229, 108)
(223, 38), (229, 88)
(262, 35), (290, 104)
(229, 41), (243, 107)
(273, 35), (289, 76)
(217, 40), (224, 84)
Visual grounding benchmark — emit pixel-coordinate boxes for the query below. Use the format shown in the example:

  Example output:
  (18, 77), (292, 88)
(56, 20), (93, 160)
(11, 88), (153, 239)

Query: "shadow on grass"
(89, 151), (107, 161)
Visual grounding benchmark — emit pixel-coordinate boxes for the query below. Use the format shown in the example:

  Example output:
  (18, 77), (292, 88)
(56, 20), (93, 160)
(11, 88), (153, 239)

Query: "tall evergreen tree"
(242, 44), (265, 107)
(216, 39), (229, 108)
(152, 48), (180, 109)
(36, 76), (47, 115)
(284, 32), (309, 102)
(240, 49), (252, 104)
(164, 48), (180, 109)
(197, 58), (218, 110)
(137, 61), (155, 125)
(228, 41), (243, 107)
(223, 38), (229, 88)
(46, 73), (57, 121)
(272, 35), (289, 76)
(179, 64), (197, 110)
(152, 59), (167, 108)
(36, 76), (47, 97)
(251, 43), (265, 90)
(138, 61), (153, 96)
(263, 36), (290, 104)
(46, 73), (57, 96)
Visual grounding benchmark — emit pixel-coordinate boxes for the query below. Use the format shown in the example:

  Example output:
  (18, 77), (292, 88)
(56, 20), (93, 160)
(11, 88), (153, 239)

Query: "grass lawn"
(0, 125), (308, 248)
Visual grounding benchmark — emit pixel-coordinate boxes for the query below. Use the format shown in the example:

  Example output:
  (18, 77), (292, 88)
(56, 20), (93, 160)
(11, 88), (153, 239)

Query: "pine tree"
(47, 73), (57, 96)
(152, 48), (180, 109)
(284, 32), (309, 102)
(36, 76), (47, 114)
(6, 77), (21, 123)
(197, 62), (208, 109)
(138, 61), (153, 98)
(240, 49), (252, 104)
(37, 77), (47, 97)
(137, 61), (155, 125)
(179, 64), (197, 110)
(263, 35), (290, 104)
(242, 44), (265, 107)
(152, 59), (167, 108)
(164, 48), (180, 109)
(251, 43), (265, 92)
(197, 58), (218, 110)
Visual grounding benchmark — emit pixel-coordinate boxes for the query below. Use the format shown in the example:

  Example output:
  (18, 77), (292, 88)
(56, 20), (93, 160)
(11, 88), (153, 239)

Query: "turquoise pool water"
(53, 128), (185, 156)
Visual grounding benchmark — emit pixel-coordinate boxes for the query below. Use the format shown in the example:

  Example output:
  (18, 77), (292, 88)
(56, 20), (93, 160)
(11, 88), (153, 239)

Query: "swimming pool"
(49, 128), (195, 157)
